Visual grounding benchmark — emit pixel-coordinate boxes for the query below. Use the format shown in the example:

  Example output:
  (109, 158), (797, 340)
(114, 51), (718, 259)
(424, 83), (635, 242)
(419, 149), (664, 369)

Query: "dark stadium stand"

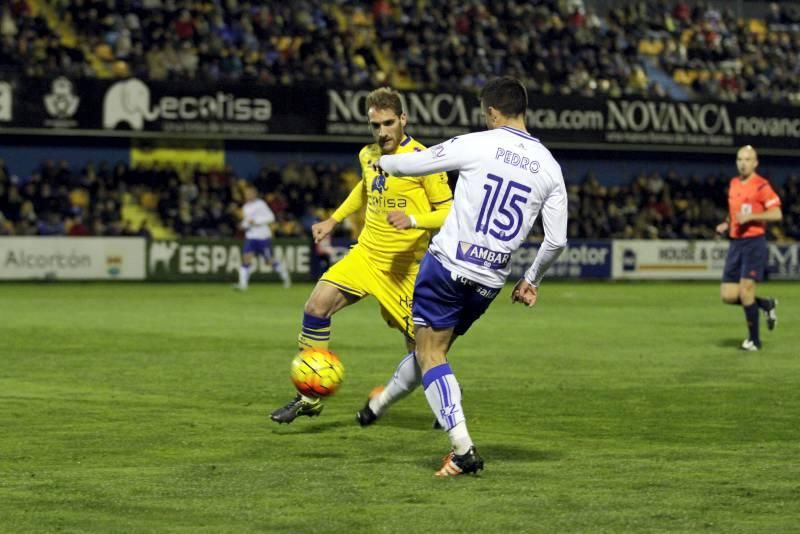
(5, 1), (794, 103)
(2, 157), (798, 241)
(1, 0), (797, 241)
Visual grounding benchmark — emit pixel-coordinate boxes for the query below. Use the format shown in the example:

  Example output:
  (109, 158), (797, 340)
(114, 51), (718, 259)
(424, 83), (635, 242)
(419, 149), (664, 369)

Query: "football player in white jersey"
(237, 184), (291, 290)
(360, 76), (568, 476)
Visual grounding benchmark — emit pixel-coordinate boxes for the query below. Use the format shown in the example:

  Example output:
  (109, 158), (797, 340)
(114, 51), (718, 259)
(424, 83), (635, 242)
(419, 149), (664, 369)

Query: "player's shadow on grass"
(371, 411), (440, 431)
(481, 443), (563, 462)
(413, 444), (561, 472)
(272, 419), (350, 434)
(716, 338), (746, 349)
(295, 450), (347, 460)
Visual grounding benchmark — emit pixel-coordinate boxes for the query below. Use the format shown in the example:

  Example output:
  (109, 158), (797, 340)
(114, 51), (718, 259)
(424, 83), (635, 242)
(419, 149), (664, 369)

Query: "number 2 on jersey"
(475, 174), (531, 241)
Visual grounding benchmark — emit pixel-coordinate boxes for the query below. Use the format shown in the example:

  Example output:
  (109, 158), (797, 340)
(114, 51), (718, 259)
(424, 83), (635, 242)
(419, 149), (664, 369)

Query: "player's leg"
(237, 249), (255, 290)
(416, 325), (483, 477)
(357, 341), (420, 426)
(270, 249), (368, 424)
(297, 248), (369, 351)
(739, 277), (760, 350)
(356, 269), (421, 425)
(263, 239), (291, 288)
(416, 325), (466, 442)
(739, 237), (772, 350)
(720, 283), (740, 305)
(720, 241), (742, 305)
(748, 238), (778, 331)
(411, 254), (491, 476)
(721, 240), (757, 349)
(298, 282), (357, 350)
(760, 296), (778, 331)
(270, 283), (355, 424)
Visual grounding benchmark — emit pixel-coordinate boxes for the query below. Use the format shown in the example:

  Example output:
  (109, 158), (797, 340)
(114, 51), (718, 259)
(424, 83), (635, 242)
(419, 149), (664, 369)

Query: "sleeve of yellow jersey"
(412, 171), (453, 230)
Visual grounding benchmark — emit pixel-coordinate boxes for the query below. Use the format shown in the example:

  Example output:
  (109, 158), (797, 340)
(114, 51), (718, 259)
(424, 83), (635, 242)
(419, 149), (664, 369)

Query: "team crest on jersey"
(371, 173), (388, 194)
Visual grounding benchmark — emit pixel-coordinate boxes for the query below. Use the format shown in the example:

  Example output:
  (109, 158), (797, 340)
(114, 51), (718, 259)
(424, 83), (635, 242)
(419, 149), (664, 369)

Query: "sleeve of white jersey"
(525, 180), (568, 287)
(252, 201), (275, 225)
(378, 136), (471, 177)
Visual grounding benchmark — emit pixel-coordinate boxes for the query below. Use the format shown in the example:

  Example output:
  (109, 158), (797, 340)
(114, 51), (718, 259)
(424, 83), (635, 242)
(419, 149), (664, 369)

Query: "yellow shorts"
(320, 244), (417, 340)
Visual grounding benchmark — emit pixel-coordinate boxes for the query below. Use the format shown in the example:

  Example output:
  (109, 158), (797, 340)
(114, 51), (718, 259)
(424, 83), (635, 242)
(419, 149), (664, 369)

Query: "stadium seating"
(2, 158), (798, 241)
(4, 1), (788, 104)
(2, 1), (798, 240)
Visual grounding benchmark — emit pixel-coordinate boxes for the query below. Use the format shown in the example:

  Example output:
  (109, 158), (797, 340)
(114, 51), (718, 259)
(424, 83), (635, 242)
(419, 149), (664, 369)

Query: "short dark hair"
(366, 87), (404, 116)
(480, 76), (527, 117)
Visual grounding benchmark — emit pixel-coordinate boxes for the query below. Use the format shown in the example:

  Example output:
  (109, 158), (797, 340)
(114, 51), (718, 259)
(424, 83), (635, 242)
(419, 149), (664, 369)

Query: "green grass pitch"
(2, 281), (799, 532)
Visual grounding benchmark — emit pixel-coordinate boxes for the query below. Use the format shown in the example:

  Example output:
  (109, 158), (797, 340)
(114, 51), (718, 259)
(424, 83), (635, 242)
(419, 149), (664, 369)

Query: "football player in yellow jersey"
(271, 87), (453, 424)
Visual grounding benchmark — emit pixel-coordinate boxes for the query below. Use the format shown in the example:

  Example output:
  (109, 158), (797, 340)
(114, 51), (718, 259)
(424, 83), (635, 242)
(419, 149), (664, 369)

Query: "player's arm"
(388, 172), (454, 230)
(737, 206), (782, 224)
(736, 184), (782, 224)
(512, 181), (568, 307)
(312, 182), (366, 243)
(409, 197), (453, 229)
(414, 171), (454, 229)
(715, 217), (730, 235)
(378, 137), (470, 177)
(250, 203), (276, 226)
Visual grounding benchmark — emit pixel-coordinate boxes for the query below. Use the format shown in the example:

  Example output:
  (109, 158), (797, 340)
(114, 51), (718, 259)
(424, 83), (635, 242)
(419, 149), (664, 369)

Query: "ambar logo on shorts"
(103, 78), (272, 130)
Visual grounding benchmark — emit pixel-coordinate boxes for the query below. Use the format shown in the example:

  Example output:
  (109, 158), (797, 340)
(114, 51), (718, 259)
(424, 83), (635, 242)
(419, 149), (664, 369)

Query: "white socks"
(369, 351), (421, 416)
(239, 261), (291, 288)
(273, 260), (291, 288)
(422, 363), (473, 455)
(238, 264), (251, 289)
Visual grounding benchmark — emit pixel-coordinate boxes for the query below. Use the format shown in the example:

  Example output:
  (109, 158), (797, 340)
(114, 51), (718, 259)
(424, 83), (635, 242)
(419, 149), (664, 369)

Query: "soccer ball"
(290, 348), (345, 398)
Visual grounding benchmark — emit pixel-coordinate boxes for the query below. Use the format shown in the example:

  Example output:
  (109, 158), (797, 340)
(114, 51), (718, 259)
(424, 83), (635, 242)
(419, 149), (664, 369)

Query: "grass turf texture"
(1, 281), (799, 532)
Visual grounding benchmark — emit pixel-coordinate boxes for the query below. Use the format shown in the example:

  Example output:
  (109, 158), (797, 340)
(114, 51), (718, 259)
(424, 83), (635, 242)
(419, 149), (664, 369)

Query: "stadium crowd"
(635, 1), (800, 104)
(0, 158), (352, 239)
(2, 1), (798, 242)
(1, 0), (89, 78)
(2, 158), (798, 242)
(1, 0), (796, 104)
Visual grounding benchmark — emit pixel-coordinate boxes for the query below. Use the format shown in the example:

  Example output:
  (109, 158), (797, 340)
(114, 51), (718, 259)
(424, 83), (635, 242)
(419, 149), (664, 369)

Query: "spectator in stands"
(3, 153), (799, 243)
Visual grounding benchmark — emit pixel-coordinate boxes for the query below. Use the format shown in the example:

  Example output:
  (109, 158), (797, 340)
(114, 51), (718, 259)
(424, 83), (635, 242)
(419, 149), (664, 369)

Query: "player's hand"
(371, 162), (387, 176)
(735, 212), (751, 224)
(311, 217), (337, 244)
(715, 221), (729, 235)
(511, 279), (538, 308)
(241, 219), (251, 230)
(387, 211), (412, 230)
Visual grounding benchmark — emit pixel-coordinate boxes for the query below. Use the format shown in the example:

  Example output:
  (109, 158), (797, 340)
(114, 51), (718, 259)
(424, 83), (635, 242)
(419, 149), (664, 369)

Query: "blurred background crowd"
(2, 158), (799, 241)
(1, 0), (798, 241)
(4, 0), (798, 102)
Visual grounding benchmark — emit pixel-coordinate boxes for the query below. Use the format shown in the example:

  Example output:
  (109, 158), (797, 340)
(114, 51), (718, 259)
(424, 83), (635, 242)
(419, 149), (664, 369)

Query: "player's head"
(480, 76), (528, 129)
(366, 87), (407, 155)
(736, 145), (759, 179)
(243, 184), (258, 201)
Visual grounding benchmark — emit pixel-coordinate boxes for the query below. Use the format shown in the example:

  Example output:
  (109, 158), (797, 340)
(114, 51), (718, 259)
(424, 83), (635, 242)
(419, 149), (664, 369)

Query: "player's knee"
(303, 296), (333, 318)
(415, 350), (446, 374)
(720, 294), (739, 305)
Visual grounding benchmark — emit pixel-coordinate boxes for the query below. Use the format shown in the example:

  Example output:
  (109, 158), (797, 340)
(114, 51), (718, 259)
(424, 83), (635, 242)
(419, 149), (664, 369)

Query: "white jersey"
(379, 126), (568, 288)
(242, 198), (275, 240)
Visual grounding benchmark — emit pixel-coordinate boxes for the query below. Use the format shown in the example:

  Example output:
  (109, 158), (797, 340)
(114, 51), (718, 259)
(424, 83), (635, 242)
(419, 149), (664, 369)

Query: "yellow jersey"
(334, 135), (452, 273)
